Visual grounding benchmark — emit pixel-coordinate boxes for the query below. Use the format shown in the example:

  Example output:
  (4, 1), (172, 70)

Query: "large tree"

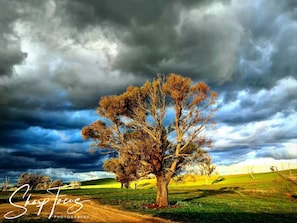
(82, 73), (217, 207)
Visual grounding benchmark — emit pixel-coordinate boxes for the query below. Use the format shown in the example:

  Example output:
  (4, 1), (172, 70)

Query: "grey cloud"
(112, 1), (244, 82)
(210, 147), (252, 166)
(57, 0), (182, 76)
(217, 77), (297, 124)
(57, 0), (183, 29)
(270, 19), (297, 77)
(169, 3), (243, 84)
(0, 31), (142, 117)
(0, 110), (97, 148)
(246, 118), (297, 145)
(210, 145), (252, 155)
(2, 0), (295, 88)
(0, 146), (105, 172)
(0, 77), (69, 110)
(235, 0), (297, 91)
(0, 39), (27, 75)
(0, 0), (27, 76)
(52, 66), (143, 109)
(56, 0), (243, 83)
(95, 0), (296, 91)
(0, 148), (53, 171)
(256, 146), (297, 160)
(113, 23), (179, 76)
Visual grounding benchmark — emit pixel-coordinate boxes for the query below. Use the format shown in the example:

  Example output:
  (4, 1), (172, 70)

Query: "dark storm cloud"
(0, 149), (53, 171)
(0, 146), (111, 184)
(0, 108), (97, 133)
(57, 0), (174, 28)
(0, 124), (92, 152)
(53, 0), (296, 99)
(235, 0), (297, 91)
(55, 0), (182, 77)
(7, 149), (102, 171)
(0, 38), (27, 76)
(56, 0), (239, 80)
(1, 0), (296, 115)
(57, 0), (213, 30)
(0, 142), (107, 172)
(0, 0), (27, 76)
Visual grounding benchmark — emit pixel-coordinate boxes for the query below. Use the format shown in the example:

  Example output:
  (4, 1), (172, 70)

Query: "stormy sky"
(0, 0), (296, 183)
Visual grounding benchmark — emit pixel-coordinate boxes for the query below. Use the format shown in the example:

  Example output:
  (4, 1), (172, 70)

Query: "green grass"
(2, 170), (297, 223)
(80, 178), (116, 186)
(62, 169), (297, 223)
(80, 178), (121, 189)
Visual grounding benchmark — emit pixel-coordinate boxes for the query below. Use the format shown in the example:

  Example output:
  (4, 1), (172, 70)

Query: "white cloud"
(210, 109), (297, 166)
(27, 168), (115, 182)
(217, 158), (297, 175)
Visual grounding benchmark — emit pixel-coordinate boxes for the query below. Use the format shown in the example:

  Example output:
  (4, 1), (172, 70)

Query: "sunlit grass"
(72, 169), (297, 223)
(79, 178), (121, 189)
(80, 183), (121, 189)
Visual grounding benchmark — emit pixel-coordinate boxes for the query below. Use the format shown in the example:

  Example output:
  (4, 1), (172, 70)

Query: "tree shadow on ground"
(158, 212), (297, 223)
(162, 187), (297, 222)
(181, 187), (241, 202)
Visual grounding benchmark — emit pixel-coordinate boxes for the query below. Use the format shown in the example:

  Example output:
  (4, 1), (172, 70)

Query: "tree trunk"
(124, 182), (130, 189)
(121, 182), (130, 189)
(204, 175), (209, 185)
(156, 174), (169, 207)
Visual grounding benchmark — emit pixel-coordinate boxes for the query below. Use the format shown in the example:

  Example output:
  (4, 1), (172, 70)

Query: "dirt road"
(70, 199), (175, 223)
(0, 194), (176, 223)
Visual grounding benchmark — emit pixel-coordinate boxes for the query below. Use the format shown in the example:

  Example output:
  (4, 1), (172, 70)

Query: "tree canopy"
(82, 73), (217, 207)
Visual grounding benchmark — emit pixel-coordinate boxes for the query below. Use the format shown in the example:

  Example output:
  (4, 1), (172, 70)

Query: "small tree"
(270, 166), (278, 172)
(82, 73), (217, 207)
(103, 155), (139, 189)
(1, 177), (10, 192)
(49, 179), (63, 188)
(70, 181), (81, 189)
(183, 146), (215, 184)
(198, 157), (216, 185)
(248, 166), (255, 179)
(18, 173), (49, 190)
(18, 173), (62, 190)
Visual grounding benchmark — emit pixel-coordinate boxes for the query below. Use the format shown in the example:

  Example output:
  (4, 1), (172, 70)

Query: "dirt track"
(0, 194), (176, 223)
(70, 199), (176, 223)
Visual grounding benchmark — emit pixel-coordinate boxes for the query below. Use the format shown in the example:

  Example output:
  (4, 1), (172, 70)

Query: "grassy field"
(61, 169), (297, 223)
(80, 178), (121, 189)
(1, 169), (297, 223)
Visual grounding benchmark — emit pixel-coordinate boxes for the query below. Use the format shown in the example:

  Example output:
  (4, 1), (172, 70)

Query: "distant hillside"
(81, 178), (116, 186)
(78, 169), (296, 189)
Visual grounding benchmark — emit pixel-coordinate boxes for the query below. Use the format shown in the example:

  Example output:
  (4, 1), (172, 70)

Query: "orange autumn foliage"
(82, 73), (217, 207)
